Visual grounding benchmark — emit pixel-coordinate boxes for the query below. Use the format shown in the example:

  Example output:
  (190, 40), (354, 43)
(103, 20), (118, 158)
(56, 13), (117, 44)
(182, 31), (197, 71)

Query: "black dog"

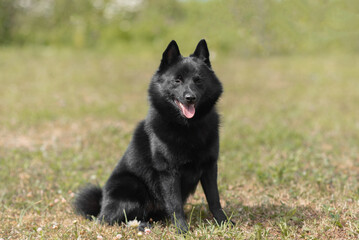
(74, 39), (232, 233)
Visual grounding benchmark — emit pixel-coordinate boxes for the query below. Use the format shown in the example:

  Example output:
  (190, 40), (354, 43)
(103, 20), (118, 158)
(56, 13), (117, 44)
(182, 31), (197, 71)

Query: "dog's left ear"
(191, 39), (211, 68)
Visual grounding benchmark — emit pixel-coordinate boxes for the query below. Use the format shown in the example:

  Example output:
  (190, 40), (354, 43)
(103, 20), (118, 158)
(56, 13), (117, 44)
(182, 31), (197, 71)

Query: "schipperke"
(74, 39), (233, 233)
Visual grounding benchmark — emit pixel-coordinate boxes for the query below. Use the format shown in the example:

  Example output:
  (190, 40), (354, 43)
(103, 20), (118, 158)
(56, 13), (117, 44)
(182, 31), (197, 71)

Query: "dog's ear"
(160, 40), (181, 70)
(192, 39), (211, 68)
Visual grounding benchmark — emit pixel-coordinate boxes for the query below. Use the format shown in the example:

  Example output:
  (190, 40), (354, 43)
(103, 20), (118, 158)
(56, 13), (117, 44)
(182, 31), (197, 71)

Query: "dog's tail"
(73, 184), (102, 219)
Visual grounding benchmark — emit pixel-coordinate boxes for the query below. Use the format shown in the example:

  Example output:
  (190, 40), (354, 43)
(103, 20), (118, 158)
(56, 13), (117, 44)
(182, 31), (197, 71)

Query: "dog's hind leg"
(98, 200), (143, 225)
(98, 173), (149, 225)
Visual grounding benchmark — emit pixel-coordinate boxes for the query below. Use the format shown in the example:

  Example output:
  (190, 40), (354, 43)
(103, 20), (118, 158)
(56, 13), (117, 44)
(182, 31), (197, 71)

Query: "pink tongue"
(179, 102), (195, 118)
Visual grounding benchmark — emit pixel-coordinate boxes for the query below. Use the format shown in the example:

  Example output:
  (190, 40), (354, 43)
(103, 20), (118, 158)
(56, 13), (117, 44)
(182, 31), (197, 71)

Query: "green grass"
(1, 47), (359, 239)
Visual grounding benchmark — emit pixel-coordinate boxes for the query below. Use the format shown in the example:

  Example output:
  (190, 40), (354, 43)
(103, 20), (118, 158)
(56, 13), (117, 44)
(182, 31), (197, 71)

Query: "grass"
(1, 47), (359, 239)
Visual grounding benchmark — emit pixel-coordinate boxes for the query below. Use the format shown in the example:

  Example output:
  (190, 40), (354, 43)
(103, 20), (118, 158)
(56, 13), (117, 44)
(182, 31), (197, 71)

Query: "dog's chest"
(151, 128), (212, 164)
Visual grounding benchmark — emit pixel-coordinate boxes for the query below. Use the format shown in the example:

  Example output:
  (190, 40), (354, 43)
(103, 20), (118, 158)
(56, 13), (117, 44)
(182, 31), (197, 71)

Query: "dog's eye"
(193, 77), (201, 84)
(175, 75), (183, 83)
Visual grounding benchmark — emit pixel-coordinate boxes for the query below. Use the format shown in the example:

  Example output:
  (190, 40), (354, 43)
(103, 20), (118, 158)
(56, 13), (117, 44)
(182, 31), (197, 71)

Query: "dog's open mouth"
(175, 100), (195, 119)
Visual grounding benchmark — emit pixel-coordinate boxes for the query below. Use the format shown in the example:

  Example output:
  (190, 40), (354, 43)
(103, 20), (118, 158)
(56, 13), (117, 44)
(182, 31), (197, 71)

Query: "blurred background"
(1, 0), (359, 56)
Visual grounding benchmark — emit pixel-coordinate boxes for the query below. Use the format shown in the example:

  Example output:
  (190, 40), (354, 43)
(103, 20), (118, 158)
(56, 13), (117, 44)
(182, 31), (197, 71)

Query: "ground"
(1, 47), (359, 239)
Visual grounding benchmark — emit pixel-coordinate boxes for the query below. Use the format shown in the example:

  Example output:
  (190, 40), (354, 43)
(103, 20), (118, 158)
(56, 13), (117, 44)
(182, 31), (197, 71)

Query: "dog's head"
(149, 39), (222, 123)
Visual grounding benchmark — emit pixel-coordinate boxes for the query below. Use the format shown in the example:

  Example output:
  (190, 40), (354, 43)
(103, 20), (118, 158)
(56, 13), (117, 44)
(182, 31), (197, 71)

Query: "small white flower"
(37, 227), (42, 233)
(137, 231), (143, 237)
(144, 228), (151, 234)
(114, 234), (123, 239)
(126, 219), (140, 228)
(97, 235), (103, 239)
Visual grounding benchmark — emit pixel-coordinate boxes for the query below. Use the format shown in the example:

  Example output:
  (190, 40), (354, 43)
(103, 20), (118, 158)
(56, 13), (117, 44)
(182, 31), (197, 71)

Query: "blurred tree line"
(1, 0), (359, 56)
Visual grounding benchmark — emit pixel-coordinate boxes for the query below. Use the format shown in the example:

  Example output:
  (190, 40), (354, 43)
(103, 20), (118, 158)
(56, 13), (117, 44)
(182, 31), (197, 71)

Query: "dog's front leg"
(201, 162), (234, 225)
(159, 172), (188, 233)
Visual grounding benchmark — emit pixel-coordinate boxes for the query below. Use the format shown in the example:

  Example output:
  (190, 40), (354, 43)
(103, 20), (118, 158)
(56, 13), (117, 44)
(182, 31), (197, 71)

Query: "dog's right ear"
(159, 40), (181, 70)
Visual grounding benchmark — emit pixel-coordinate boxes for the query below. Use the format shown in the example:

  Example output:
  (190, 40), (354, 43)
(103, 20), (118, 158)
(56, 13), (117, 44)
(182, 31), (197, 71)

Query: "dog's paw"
(138, 221), (151, 232)
(215, 218), (236, 227)
(176, 225), (188, 234)
(228, 220), (236, 226)
(175, 221), (189, 234)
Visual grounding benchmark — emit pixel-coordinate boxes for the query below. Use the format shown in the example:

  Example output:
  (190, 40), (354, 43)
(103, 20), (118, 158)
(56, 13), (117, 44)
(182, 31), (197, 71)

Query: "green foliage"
(1, 0), (359, 55)
(0, 0), (16, 43)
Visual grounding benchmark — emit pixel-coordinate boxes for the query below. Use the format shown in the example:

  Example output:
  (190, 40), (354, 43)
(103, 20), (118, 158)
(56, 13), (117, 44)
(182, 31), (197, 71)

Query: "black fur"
(74, 39), (233, 233)
(74, 184), (102, 219)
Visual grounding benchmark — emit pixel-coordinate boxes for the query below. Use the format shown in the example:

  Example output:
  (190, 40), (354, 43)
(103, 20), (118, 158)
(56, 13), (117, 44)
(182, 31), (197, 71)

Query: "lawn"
(1, 47), (359, 239)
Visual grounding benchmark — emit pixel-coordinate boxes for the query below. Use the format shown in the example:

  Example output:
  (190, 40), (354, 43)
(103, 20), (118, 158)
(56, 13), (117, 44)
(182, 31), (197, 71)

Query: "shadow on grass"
(185, 202), (322, 228)
(230, 203), (321, 227)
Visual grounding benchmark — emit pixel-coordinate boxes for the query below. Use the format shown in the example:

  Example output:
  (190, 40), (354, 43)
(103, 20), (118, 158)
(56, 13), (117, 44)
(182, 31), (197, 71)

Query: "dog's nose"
(185, 94), (196, 104)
